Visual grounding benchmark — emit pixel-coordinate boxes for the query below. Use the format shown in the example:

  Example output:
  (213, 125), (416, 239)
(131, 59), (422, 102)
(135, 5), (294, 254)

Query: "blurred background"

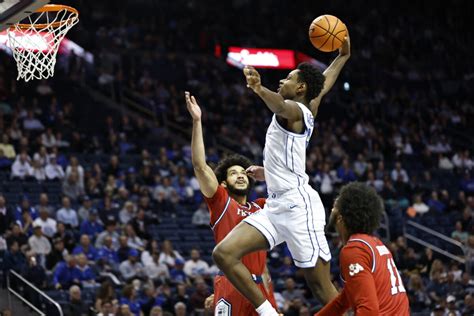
(0, 0), (473, 315)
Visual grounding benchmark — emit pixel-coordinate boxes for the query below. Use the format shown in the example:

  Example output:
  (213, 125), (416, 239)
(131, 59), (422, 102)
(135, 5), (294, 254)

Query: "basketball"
(309, 15), (347, 52)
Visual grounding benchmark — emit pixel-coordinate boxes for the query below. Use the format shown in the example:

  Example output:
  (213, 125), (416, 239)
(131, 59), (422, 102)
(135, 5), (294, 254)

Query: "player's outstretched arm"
(185, 91), (219, 198)
(244, 66), (302, 121)
(310, 32), (351, 112)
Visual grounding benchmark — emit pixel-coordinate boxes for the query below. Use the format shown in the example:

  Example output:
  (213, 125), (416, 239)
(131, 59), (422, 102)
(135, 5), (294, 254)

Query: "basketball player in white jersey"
(213, 34), (350, 316)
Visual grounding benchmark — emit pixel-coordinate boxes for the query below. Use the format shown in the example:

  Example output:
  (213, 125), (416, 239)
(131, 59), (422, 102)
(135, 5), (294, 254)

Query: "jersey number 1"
(387, 258), (405, 295)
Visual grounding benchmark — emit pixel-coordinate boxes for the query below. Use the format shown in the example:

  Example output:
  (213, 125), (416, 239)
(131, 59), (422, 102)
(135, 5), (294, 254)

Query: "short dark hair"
(335, 182), (383, 236)
(214, 154), (254, 187)
(297, 62), (326, 103)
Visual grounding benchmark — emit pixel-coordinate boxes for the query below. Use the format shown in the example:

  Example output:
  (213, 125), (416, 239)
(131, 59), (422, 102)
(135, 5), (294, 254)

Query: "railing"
(404, 220), (466, 265)
(7, 269), (63, 316)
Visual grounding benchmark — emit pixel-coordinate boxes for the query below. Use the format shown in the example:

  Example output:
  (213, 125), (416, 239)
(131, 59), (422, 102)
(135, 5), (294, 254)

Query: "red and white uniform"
(316, 234), (410, 316)
(205, 186), (276, 315)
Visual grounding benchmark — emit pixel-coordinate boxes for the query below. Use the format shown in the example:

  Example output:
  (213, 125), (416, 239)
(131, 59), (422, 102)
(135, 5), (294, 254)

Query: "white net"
(7, 5), (78, 82)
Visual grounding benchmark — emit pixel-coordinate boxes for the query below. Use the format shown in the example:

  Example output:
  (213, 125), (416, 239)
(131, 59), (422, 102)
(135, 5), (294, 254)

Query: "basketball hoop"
(7, 4), (79, 82)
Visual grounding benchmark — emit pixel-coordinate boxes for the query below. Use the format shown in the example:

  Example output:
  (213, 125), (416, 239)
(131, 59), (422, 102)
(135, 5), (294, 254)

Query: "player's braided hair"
(297, 62), (326, 104)
(214, 154), (255, 188)
(335, 182), (383, 236)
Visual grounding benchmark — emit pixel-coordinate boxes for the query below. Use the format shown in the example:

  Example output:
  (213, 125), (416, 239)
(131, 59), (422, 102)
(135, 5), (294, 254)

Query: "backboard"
(0, 0), (49, 31)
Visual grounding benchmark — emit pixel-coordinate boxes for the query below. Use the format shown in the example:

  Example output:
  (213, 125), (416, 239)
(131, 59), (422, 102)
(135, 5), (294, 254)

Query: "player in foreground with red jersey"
(185, 91), (277, 315)
(316, 182), (410, 316)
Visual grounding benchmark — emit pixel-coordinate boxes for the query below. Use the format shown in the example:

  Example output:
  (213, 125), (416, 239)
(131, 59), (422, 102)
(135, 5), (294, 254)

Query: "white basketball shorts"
(244, 184), (331, 268)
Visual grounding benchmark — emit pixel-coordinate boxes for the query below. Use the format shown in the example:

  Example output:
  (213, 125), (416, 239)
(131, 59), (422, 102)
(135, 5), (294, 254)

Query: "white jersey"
(263, 102), (314, 193)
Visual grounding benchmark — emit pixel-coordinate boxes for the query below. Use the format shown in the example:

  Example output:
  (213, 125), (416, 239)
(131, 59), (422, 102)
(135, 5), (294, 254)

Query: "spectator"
(174, 302), (187, 316)
(189, 277), (210, 313)
(72, 234), (98, 262)
(427, 271), (448, 304)
(11, 152), (32, 180)
(191, 202), (210, 227)
(56, 197), (79, 228)
(23, 110), (44, 131)
(63, 285), (89, 316)
(98, 196), (120, 224)
(138, 284), (161, 316)
(117, 235), (132, 263)
(46, 237), (68, 270)
(97, 235), (119, 268)
(276, 256), (298, 279)
(6, 223), (27, 248)
(171, 283), (190, 310)
(41, 128), (57, 148)
(14, 195), (38, 222)
(33, 207), (57, 238)
(391, 161), (409, 183)
(119, 284), (142, 316)
(125, 224), (145, 251)
(314, 162), (337, 198)
(446, 295), (461, 315)
(95, 281), (118, 313)
(53, 255), (81, 289)
(62, 170), (85, 201)
(23, 252), (46, 289)
(159, 240), (183, 269)
(168, 258), (188, 285)
(281, 278), (306, 303)
(150, 306), (163, 316)
(120, 201), (136, 225)
(80, 208), (103, 240)
(183, 248), (209, 280)
(78, 195), (94, 222)
(119, 248), (145, 281)
(0, 194), (14, 235)
(76, 253), (96, 287)
(3, 241), (26, 274)
(145, 251), (170, 283)
(53, 222), (76, 252)
(438, 153), (454, 170)
(353, 153), (368, 177)
(95, 220), (120, 249)
(35, 193), (54, 215)
(28, 223), (52, 265)
(407, 273), (431, 312)
(33, 146), (48, 167)
(130, 209), (151, 240)
(463, 294), (474, 315)
(0, 149), (12, 170)
(66, 156), (85, 188)
(406, 194), (430, 217)
(451, 221), (469, 244)
(336, 158), (356, 183)
(452, 150), (473, 170)
(31, 158), (46, 181)
(45, 154), (65, 180)
(18, 209), (34, 235)
(427, 191), (447, 213)
(0, 134), (16, 159)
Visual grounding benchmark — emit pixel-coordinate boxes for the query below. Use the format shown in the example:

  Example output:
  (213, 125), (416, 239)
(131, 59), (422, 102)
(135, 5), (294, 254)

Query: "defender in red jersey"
(185, 92), (277, 315)
(316, 183), (410, 316)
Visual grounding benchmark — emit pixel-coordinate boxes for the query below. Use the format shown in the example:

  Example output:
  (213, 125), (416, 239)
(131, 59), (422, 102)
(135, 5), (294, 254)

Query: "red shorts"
(213, 274), (277, 315)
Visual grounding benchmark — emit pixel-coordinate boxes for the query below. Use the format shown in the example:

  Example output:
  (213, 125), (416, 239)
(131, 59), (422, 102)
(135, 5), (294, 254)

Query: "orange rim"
(12, 4), (79, 30)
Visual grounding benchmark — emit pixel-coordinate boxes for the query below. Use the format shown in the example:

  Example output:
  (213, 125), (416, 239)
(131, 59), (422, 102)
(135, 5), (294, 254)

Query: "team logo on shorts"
(216, 298), (232, 315)
(348, 263), (364, 276)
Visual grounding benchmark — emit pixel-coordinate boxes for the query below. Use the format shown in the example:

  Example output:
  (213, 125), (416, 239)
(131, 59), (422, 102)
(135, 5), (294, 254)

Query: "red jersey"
(316, 234), (410, 316)
(205, 185), (267, 275)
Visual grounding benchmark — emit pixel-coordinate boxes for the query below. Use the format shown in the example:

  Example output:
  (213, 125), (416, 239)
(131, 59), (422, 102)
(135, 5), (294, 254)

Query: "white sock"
(256, 300), (278, 316)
